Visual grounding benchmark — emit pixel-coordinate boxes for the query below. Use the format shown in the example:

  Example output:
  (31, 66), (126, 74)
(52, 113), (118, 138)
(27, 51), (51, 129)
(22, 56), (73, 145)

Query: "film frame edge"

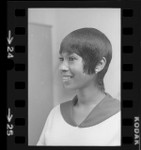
(6, 1), (141, 150)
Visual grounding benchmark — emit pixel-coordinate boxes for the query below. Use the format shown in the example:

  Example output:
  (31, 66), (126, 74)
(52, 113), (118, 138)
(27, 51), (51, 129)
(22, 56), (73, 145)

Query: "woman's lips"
(62, 75), (73, 82)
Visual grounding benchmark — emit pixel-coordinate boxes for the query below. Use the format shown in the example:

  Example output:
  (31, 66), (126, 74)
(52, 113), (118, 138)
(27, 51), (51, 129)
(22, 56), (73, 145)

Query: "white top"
(37, 105), (121, 146)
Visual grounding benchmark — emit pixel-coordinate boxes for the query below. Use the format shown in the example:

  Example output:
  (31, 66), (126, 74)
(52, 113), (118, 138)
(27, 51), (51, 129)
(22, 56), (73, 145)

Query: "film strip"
(6, 0), (141, 150)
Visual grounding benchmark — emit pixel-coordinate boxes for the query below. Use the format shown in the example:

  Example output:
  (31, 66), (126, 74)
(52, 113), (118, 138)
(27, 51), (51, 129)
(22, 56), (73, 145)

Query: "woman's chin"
(63, 83), (77, 90)
(63, 84), (73, 89)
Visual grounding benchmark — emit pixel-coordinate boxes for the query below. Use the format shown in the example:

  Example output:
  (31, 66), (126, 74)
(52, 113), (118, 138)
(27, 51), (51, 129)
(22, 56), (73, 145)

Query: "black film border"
(6, 1), (141, 150)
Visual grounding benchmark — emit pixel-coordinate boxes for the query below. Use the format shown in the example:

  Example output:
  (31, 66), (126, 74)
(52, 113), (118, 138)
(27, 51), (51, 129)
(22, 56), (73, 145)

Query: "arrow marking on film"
(7, 108), (13, 122)
(7, 30), (14, 45)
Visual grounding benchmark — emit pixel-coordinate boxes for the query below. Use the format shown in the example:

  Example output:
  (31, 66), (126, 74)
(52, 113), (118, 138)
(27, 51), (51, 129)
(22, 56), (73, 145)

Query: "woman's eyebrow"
(68, 52), (76, 56)
(69, 53), (79, 58)
(59, 52), (78, 58)
(60, 53), (71, 57)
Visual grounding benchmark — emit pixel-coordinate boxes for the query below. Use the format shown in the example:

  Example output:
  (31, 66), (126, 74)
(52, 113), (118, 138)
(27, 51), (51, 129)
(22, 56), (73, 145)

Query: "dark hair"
(59, 28), (112, 91)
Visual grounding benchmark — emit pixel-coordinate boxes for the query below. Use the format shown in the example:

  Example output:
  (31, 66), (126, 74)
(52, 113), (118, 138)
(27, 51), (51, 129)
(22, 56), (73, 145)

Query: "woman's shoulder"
(101, 93), (120, 111)
(60, 96), (77, 115)
(49, 104), (60, 116)
(48, 97), (75, 119)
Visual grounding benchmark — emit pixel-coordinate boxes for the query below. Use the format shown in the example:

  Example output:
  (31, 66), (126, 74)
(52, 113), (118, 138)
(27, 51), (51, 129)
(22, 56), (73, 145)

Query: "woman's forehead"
(60, 52), (75, 56)
(60, 45), (76, 54)
(60, 52), (81, 58)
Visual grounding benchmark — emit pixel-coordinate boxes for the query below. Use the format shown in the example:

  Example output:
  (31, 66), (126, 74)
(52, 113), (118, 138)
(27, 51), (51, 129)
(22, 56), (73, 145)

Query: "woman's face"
(59, 52), (95, 90)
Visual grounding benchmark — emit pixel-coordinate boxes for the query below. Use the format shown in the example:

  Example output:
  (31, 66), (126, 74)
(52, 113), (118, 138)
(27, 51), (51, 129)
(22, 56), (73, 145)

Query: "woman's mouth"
(62, 75), (73, 82)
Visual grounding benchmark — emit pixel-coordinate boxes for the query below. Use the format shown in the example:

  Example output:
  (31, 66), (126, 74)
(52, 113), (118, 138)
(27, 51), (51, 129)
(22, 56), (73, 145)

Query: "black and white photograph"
(28, 8), (121, 146)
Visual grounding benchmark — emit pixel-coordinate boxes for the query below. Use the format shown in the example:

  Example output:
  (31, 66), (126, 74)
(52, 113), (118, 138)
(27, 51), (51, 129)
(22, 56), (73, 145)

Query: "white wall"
(28, 23), (53, 145)
(29, 9), (57, 90)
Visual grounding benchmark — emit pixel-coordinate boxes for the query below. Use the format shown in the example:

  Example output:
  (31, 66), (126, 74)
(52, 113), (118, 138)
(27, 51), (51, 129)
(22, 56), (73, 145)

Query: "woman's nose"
(59, 62), (69, 72)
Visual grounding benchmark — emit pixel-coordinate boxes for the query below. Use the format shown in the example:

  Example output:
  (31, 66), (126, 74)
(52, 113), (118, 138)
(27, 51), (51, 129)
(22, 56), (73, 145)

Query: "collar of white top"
(60, 93), (120, 128)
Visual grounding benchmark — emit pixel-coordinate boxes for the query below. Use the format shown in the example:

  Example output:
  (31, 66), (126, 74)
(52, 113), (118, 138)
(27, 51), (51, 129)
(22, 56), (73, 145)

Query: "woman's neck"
(76, 84), (106, 108)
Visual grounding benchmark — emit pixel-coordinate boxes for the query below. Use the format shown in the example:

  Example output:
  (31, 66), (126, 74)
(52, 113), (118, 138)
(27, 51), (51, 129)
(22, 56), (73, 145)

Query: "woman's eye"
(68, 57), (76, 61)
(59, 57), (64, 61)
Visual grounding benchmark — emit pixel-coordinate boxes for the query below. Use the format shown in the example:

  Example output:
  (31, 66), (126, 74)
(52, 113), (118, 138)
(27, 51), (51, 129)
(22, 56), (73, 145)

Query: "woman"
(37, 28), (120, 146)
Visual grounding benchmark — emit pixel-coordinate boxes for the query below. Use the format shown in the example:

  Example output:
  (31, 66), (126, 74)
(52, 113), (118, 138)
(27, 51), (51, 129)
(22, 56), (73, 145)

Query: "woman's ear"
(95, 57), (107, 73)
